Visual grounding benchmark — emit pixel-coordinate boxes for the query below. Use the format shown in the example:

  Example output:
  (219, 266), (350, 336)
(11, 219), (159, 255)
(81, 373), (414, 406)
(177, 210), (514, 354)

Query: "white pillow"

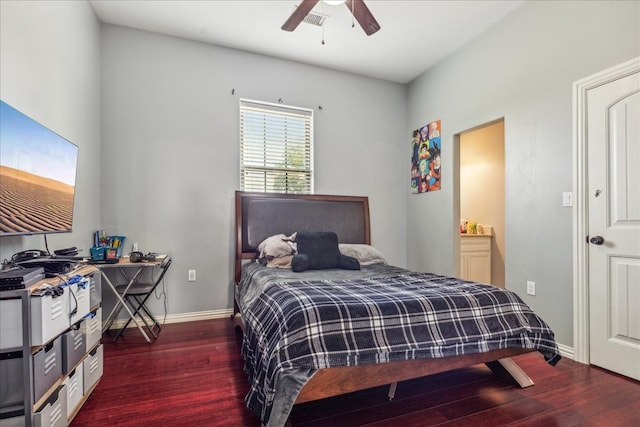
(338, 244), (387, 265)
(257, 233), (297, 259)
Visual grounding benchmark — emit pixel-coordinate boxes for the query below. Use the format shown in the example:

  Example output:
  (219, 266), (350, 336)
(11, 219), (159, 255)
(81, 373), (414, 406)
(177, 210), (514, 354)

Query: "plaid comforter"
(241, 270), (560, 425)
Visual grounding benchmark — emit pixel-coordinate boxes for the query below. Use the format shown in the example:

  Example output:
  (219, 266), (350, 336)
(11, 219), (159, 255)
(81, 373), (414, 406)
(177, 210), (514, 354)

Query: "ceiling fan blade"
(345, 0), (380, 36)
(282, 0), (320, 32)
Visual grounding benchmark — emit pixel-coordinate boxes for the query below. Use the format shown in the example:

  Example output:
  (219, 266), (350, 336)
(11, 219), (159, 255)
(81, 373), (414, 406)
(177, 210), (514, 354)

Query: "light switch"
(527, 281), (536, 296)
(562, 192), (573, 207)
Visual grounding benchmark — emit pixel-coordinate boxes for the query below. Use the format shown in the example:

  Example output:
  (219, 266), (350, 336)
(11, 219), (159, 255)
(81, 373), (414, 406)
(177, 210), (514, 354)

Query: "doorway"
(458, 120), (506, 287)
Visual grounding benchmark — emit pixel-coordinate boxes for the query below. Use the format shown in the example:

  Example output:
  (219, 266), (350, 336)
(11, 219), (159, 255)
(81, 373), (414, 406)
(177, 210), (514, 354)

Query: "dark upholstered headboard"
(234, 191), (370, 281)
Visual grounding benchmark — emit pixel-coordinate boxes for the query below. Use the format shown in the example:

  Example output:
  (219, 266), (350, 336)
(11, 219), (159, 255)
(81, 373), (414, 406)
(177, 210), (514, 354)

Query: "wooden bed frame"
(233, 191), (535, 409)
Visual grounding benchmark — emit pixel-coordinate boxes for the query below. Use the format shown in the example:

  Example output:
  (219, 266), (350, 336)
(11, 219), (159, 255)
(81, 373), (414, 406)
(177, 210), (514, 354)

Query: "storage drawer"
(82, 345), (103, 394)
(460, 235), (491, 252)
(88, 272), (102, 307)
(63, 362), (83, 418)
(0, 351), (23, 407)
(0, 298), (23, 349)
(80, 308), (102, 353)
(61, 327), (85, 374)
(68, 279), (90, 326)
(33, 336), (63, 403)
(34, 384), (67, 427)
(31, 288), (70, 346)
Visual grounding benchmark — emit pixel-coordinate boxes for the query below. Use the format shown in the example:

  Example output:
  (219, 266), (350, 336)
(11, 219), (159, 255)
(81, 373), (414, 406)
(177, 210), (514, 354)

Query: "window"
(240, 99), (313, 194)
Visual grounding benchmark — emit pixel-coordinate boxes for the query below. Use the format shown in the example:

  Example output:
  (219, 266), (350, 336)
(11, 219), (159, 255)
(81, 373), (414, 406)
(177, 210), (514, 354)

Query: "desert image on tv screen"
(0, 101), (78, 235)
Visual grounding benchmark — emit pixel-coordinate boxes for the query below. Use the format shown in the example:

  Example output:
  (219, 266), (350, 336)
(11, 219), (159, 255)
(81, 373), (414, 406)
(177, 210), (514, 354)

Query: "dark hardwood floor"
(70, 319), (640, 427)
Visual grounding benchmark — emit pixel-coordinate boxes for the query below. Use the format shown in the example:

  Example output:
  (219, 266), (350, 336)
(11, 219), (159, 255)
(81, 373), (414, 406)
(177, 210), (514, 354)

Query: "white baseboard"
(106, 308), (234, 330)
(557, 343), (574, 360)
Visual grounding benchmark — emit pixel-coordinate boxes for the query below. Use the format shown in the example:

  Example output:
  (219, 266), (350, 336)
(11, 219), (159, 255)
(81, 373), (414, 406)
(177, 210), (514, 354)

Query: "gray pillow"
(338, 244), (387, 265)
(257, 233), (297, 258)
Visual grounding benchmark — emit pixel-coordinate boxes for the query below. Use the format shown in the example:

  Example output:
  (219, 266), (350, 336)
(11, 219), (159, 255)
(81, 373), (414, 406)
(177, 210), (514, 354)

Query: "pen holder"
(90, 246), (106, 261)
(108, 236), (126, 258)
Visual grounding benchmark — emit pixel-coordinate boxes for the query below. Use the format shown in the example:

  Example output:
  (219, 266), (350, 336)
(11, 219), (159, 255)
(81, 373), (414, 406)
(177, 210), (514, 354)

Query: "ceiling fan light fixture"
(283, 0), (380, 36)
(323, 0), (346, 5)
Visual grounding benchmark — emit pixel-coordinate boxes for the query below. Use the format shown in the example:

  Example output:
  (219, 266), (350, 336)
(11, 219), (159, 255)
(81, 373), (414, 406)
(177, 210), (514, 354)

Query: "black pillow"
(295, 231), (341, 270)
(292, 252), (361, 272)
(338, 254), (361, 270)
(291, 253), (309, 272)
(293, 231), (362, 272)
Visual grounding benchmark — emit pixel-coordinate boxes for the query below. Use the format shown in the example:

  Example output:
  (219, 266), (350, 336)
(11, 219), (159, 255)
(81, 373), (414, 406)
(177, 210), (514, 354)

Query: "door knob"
(590, 236), (605, 245)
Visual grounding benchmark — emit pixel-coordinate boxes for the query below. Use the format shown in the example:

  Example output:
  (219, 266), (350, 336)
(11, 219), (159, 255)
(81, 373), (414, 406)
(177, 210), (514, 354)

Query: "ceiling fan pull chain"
(352, 1), (355, 28)
(322, 23), (326, 45)
(282, 0), (380, 36)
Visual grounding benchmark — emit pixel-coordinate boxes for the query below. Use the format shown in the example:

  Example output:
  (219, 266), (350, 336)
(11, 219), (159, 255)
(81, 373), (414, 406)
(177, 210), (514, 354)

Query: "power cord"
(57, 273), (78, 318)
(33, 283), (64, 297)
(32, 272), (88, 321)
(152, 269), (168, 327)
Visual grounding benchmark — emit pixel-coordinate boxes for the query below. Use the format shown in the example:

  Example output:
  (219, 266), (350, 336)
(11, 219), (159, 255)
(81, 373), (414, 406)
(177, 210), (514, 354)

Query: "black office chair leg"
(113, 296), (152, 341)
(113, 314), (133, 341)
(126, 295), (156, 337)
(128, 295), (158, 339)
(132, 292), (163, 334)
(137, 300), (161, 331)
(138, 308), (158, 338)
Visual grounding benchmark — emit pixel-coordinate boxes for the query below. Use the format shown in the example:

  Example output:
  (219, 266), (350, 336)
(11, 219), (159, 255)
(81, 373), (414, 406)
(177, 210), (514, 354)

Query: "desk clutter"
(129, 251), (159, 263)
(91, 231), (125, 261)
(3, 247), (83, 278)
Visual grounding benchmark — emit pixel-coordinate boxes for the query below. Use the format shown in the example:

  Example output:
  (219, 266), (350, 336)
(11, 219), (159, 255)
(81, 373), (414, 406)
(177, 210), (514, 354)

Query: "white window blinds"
(240, 99), (313, 194)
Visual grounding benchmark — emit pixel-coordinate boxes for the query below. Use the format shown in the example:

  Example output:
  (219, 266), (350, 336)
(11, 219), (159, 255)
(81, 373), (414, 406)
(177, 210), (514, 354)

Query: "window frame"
(239, 98), (314, 194)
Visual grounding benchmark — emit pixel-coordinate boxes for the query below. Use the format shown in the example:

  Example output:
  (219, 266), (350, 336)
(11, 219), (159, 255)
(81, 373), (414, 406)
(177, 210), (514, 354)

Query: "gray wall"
(406, 0), (640, 347)
(4, 0), (638, 351)
(0, 1), (101, 261)
(100, 25), (408, 316)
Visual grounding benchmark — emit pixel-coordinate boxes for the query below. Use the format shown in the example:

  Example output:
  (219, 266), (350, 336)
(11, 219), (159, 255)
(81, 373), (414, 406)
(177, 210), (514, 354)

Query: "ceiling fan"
(282, 0), (381, 36)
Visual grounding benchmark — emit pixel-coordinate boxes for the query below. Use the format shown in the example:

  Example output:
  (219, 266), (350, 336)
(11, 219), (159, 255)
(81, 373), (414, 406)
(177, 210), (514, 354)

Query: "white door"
(587, 67), (640, 381)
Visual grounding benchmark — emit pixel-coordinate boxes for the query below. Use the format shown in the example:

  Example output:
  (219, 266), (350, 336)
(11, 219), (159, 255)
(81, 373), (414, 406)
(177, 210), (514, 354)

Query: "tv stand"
(0, 265), (103, 426)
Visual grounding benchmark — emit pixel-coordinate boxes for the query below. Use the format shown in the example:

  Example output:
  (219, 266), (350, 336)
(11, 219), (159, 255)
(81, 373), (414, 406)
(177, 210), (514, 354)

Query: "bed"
(233, 191), (560, 427)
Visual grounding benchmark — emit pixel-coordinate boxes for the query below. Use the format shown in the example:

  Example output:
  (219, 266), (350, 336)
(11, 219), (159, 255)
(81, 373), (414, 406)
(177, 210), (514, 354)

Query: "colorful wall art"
(410, 119), (441, 193)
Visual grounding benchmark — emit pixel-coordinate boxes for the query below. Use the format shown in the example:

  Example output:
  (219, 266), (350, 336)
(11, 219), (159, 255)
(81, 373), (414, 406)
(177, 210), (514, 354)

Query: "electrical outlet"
(188, 269), (196, 282)
(526, 281), (536, 296)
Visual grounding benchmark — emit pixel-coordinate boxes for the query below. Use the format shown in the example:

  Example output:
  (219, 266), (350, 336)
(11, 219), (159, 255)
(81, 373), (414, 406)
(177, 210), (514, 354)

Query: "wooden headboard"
(234, 191), (370, 282)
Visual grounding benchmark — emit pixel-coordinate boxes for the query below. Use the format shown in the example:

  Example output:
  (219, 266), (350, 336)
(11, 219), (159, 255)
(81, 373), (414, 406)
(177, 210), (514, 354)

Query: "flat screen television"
(0, 100), (79, 236)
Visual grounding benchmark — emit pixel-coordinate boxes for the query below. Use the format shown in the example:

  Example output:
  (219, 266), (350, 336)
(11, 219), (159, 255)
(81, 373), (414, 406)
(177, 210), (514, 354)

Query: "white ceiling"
(89, 0), (524, 84)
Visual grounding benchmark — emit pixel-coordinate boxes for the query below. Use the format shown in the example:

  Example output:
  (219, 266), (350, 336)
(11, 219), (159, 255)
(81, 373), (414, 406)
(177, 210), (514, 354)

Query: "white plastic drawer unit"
(61, 327), (85, 374)
(82, 344), (103, 394)
(63, 361), (83, 418)
(80, 307), (102, 353)
(68, 279), (91, 326)
(33, 336), (63, 403)
(88, 271), (102, 307)
(34, 384), (68, 427)
(31, 286), (71, 346)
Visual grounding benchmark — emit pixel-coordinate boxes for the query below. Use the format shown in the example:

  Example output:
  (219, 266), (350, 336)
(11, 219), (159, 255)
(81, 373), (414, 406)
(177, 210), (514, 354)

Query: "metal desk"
(97, 257), (162, 343)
